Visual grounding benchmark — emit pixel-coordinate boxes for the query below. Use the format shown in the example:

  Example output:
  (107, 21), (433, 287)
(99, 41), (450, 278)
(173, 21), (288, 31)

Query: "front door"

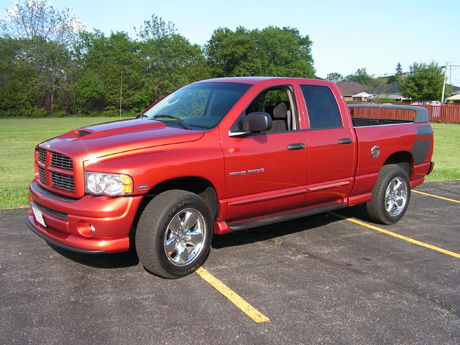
(221, 86), (308, 222)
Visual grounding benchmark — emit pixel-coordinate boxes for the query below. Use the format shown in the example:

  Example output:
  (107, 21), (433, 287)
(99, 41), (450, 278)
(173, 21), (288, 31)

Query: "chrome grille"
(38, 148), (46, 164)
(51, 152), (73, 170)
(36, 148), (76, 194)
(38, 166), (46, 183)
(51, 172), (75, 192)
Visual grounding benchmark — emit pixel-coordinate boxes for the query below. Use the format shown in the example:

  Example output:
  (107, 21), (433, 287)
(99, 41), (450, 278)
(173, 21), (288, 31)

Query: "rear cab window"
(300, 85), (343, 130)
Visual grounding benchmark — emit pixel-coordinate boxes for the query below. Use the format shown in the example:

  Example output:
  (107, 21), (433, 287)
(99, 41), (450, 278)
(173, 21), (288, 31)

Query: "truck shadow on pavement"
(49, 242), (139, 269)
(211, 207), (369, 249)
(46, 206), (372, 269)
(211, 204), (374, 250)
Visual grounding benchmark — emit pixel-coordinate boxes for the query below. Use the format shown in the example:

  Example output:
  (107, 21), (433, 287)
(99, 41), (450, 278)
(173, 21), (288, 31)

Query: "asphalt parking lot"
(1, 181), (460, 344)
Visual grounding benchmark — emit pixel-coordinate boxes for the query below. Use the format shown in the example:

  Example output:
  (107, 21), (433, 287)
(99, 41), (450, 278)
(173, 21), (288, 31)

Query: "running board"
(227, 202), (347, 231)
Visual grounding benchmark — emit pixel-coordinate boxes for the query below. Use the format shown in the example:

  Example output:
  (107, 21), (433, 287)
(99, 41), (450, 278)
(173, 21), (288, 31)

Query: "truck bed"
(351, 117), (412, 127)
(348, 104), (429, 127)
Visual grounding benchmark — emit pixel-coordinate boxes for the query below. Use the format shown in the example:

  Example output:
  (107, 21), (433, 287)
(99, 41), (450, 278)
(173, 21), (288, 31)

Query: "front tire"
(136, 190), (213, 278)
(366, 164), (411, 225)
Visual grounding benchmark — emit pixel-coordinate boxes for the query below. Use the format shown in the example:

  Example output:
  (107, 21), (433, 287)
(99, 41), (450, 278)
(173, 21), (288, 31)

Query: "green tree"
(73, 14), (209, 115)
(75, 71), (104, 113)
(205, 26), (315, 78)
(0, 0), (83, 115)
(387, 63), (404, 84)
(399, 62), (445, 102)
(0, 37), (34, 116)
(136, 14), (210, 103)
(253, 26), (315, 78)
(344, 68), (377, 87)
(205, 27), (260, 77)
(326, 72), (344, 83)
(73, 30), (144, 115)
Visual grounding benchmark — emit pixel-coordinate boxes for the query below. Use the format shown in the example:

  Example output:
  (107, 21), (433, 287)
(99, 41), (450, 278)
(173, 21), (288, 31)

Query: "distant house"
(443, 85), (460, 103)
(369, 82), (410, 102)
(446, 94), (460, 104)
(336, 82), (369, 102)
(352, 91), (373, 102)
(336, 79), (460, 103)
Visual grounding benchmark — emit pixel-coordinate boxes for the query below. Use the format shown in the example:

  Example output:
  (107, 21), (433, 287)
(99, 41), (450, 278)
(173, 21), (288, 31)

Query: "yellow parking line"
(329, 212), (460, 260)
(413, 190), (460, 204)
(195, 267), (270, 324)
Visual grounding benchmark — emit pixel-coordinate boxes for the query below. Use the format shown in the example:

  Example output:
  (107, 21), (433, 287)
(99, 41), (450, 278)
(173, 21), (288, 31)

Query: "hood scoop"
(76, 130), (93, 137)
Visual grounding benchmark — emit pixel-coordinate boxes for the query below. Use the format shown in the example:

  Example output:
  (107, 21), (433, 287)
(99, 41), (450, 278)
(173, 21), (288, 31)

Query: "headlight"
(85, 172), (133, 196)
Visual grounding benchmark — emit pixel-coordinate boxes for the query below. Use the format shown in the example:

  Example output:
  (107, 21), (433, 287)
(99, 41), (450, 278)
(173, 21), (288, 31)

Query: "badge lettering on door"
(230, 168), (264, 177)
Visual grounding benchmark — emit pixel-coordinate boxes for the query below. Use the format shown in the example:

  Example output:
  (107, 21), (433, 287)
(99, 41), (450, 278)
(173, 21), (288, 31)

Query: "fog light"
(76, 221), (96, 237)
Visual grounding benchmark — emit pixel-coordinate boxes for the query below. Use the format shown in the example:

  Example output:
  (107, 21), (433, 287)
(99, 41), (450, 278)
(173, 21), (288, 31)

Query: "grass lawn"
(427, 123), (460, 181)
(0, 118), (458, 209)
(0, 117), (119, 209)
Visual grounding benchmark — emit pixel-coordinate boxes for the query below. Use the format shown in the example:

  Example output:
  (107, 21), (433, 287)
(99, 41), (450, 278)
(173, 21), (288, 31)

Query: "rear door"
(300, 84), (357, 205)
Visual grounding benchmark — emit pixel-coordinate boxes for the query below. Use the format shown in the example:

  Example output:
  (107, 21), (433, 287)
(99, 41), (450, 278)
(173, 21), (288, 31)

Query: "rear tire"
(366, 164), (410, 225)
(136, 190), (213, 278)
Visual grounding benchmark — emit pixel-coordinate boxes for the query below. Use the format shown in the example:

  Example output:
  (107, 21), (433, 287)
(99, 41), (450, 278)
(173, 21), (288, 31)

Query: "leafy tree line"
(327, 62), (449, 102)
(0, 0), (315, 117)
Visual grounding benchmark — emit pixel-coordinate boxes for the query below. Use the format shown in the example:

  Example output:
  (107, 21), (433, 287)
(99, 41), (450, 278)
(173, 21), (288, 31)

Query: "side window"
(301, 85), (342, 130)
(231, 86), (298, 133)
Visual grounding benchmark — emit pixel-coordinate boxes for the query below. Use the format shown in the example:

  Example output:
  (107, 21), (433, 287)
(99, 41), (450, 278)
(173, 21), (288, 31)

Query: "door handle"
(338, 138), (352, 145)
(287, 143), (305, 150)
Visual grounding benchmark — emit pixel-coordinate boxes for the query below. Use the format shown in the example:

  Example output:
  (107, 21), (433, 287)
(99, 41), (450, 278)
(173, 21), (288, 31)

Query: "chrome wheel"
(366, 165), (411, 225)
(136, 190), (212, 278)
(385, 176), (408, 216)
(164, 208), (206, 266)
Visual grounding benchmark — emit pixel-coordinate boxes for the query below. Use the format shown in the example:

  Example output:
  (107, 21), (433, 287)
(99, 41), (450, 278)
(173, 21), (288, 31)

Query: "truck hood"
(39, 119), (205, 161)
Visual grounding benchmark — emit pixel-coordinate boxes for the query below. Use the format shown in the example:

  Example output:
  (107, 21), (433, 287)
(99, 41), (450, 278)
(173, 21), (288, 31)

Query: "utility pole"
(120, 71), (123, 120)
(441, 62), (448, 103)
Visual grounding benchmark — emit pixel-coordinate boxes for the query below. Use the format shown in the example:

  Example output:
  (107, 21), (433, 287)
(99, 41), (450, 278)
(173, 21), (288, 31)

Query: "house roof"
(369, 82), (404, 95)
(449, 84), (460, 94)
(446, 94), (460, 101)
(352, 91), (373, 98)
(336, 82), (369, 96)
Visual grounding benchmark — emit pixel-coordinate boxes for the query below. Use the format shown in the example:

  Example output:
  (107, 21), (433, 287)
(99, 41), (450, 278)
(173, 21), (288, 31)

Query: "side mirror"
(229, 112), (272, 137)
(244, 112), (272, 132)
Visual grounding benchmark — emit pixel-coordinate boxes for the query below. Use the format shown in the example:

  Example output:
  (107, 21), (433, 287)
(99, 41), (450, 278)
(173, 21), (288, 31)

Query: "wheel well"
(383, 152), (412, 176)
(133, 177), (219, 229)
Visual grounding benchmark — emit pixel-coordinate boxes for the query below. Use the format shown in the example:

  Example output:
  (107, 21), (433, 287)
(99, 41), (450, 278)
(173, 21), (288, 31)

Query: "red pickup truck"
(27, 77), (434, 278)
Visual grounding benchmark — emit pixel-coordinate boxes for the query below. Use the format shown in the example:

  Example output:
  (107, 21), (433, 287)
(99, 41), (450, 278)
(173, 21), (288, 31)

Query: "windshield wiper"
(153, 115), (192, 130)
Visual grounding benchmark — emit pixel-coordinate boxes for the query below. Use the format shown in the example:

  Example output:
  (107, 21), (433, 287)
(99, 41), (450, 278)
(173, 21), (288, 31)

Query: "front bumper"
(27, 179), (143, 253)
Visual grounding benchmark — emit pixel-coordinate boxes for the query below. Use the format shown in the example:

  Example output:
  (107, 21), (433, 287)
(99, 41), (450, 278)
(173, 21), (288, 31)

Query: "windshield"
(141, 82), (251, 129)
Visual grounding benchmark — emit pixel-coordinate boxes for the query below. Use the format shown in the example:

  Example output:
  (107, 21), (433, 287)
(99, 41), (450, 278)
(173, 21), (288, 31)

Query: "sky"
(2, 0), (460, 86)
